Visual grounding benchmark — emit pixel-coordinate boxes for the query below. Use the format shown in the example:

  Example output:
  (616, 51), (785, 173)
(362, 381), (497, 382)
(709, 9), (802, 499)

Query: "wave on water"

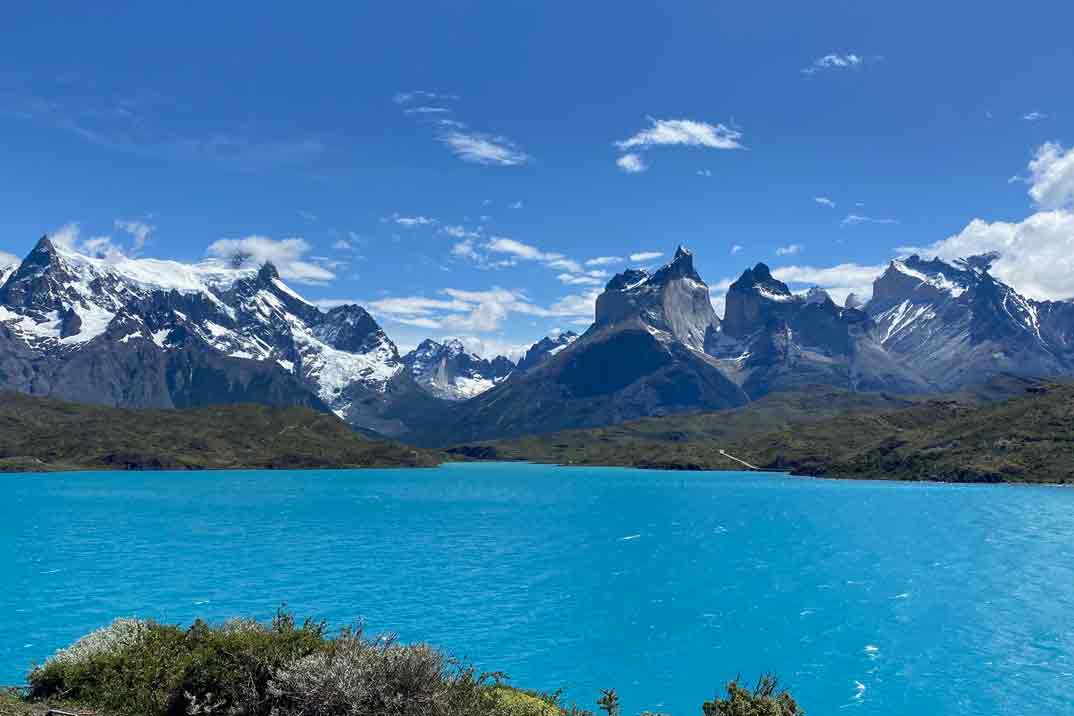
(618, 534), (641, 541)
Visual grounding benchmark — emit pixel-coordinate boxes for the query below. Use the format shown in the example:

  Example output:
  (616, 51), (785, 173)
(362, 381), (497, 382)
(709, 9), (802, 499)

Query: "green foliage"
(469, 378), (1074, 483)
(702, 676), (803, 716)
(25, 612), (806, 716)
(0, 392), (440, 471)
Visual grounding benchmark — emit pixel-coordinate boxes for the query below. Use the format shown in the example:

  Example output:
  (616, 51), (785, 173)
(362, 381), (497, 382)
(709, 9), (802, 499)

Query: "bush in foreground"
(26, 612), (802, 716)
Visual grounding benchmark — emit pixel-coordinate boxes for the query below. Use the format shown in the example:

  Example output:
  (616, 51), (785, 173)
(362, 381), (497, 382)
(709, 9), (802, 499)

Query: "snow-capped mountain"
(713, 261), (928, 395)
(514, 331), (578, 373)
(0, 236), (403, 421)
(402, 338), (514, 400)
(866, 253), (1074, 388)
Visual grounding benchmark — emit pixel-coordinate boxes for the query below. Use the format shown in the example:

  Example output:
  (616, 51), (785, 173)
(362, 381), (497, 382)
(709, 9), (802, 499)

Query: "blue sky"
(2, 1), (1073, 356)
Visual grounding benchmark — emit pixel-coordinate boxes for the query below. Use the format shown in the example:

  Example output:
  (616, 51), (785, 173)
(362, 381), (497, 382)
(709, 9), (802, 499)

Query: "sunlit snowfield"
(3, 463), (1073, 715)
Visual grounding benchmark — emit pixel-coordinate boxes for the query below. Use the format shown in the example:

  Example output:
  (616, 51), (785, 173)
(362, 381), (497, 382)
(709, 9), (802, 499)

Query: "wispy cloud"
(1023, 111), (1050, 121)
(585, 256), (623, 267)
(114, 219), (154, 252)
(801, 53), (863, 75)
(616, 153), (647, 173)
(393, 90), (458, 105)
(617, 118), (743, 151)
(776, 244), (803, 256)
(438, 129), (530, 166)
(841, 214), (898, 227)
(2, 95), (324, 171)
(730, 244), (743, 255)
(389, 214), (438, 227)
(629, 251), (663, 262)
(363, 285), (595, 333)
(297, 210), (318, 222)
(404, 106), (451, 114)
(697, 169), (713, 177)
(814, 196), (836, 208)
(485, 237), (583, 273)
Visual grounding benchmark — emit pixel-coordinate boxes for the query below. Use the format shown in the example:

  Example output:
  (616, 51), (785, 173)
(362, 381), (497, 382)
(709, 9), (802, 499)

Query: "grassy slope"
(451, 387), (921, 470)
(735, 382), (1074, 483)
(0, 392), (440, 471)
(461, 376), (1073, 483)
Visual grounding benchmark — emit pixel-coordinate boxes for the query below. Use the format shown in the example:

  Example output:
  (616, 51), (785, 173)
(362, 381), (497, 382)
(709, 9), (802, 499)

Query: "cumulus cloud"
(730, 244), (743, 255)
(1027, 142), (1074, 209)
(616, 153), (647, 173)
(801, 53), (863, 75)
(776, 244), (803, 256)
(814, 196), (836, 208)
(49, 222), (127, 260)
(114, 219), (154, 252)
(629, 251), (663, 263)
(842, 214), (898, 227)
(452, 335), (532, 362)
(439, 129), (529, 166)
(206, 236), (336, 284)
(617, 118), (743, 151)
(0, 250), (19, 269)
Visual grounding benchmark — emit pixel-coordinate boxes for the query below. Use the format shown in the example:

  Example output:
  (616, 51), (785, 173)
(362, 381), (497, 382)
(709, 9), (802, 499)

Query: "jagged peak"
(33, 235), (57, 254)
(604, 268), (649, 292)
(729, 262), (792, 300)
(257, 261), (280, 282)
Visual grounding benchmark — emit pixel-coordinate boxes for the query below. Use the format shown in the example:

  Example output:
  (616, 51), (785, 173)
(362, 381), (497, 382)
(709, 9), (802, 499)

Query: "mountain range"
(2, 236), (1073, 446)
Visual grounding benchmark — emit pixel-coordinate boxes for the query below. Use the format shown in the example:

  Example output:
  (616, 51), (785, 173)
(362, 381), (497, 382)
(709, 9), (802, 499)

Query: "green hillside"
(456, 377), (1074, 483)
(0, 392), (439, 472)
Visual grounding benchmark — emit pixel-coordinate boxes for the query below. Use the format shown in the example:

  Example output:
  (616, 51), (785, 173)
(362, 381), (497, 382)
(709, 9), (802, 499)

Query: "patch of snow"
(277, 359), (295, 372)
(151, 329), (172, 348)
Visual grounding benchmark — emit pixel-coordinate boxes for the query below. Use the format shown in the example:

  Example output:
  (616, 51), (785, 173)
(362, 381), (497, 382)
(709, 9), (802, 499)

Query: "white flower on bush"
(43, 618), (149, 667)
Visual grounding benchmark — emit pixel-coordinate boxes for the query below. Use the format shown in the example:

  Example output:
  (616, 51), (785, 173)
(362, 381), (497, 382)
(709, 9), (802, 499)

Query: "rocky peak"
(315, 304), (397, 357)
(595, 246), (720, 352)
(257, 261), (281, 283)
(0, 235), (79, 313)
(515, 331), (579, 372)
(868, 255), (976, 313)
(402, 337), (514, 401)
(722, 263), (798, 337)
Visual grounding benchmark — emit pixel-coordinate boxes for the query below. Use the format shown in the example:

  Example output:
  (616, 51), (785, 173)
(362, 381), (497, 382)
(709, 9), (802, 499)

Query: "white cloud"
(1027, 142), (1074, 209)
(617, 118), (743, 151)
(801, 53), (863, 75)
(776, 244), (803, 256)
(439, 130), (529, 166)
(484, 237), (584, 273)
(557, 273), (603, 286)
(730, 244), (743, 255)
(814, 196), (836, 208)
(404, 106), (451, 114)
(206, 235), (336, 284)
(509, 200), (523, 209)
(772, 263), (887, 306)
(585, 256), (623, 266)
(697, 169), (713, 177)
(842, 214), (898, 227)
(0, 250), (20, 269)
(1023, 111), (1049, 121)
(332, 239), (354, 250)
(365, 284), (599, 334)
(393, 90), (458, 105)
(630, 251), (663, 263)
(393, 215), (438, 227)
(49, 222), (126, 260)
(452, 335), (532, 362)
(451, 238), (481, 261)
(898, 210), (1074, 301)
(616, 153), (647, 173)
(114, 219), (154, 251)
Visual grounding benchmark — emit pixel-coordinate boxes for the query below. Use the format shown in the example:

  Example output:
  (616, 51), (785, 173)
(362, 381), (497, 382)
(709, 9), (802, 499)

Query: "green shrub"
(702, 676), (803, 716)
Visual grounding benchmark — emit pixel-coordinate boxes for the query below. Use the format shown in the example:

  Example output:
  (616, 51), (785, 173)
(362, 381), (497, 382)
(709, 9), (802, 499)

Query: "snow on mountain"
(402, 338), (513, 400)
(0, 235), (402, 419)
(514, 331), (579, 373)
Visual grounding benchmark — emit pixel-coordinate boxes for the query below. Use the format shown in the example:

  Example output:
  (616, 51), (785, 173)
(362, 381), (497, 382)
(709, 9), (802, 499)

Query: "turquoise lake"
(3, 463), (1074, 714)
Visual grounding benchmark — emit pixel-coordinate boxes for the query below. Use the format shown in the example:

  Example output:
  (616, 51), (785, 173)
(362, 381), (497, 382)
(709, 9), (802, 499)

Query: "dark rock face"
(514, 331), (578, 373)
(401, 339), (514, 401)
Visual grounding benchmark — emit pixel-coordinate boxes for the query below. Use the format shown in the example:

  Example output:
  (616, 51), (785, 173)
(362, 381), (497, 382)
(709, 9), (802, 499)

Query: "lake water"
(2, 463), (1073, 715)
